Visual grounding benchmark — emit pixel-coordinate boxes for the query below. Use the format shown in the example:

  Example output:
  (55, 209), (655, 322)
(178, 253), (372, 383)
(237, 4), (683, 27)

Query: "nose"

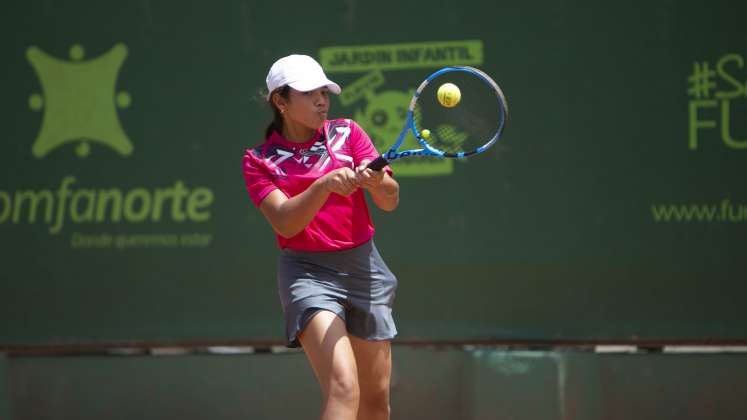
(314, 90), (328, 107)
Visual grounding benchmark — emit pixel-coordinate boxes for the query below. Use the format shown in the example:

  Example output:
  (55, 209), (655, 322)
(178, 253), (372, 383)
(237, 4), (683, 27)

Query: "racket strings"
(414, 71), (503, 156)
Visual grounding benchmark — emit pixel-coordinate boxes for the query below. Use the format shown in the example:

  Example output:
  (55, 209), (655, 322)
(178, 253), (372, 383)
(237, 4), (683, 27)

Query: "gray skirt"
(277, 239), (398, 348)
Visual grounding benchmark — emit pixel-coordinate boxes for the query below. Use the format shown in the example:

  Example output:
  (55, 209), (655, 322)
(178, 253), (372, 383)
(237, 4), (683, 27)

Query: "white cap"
(265, 54), (341, 100)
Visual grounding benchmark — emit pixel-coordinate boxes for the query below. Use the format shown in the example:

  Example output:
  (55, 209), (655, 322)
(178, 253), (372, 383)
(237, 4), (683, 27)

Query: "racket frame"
(367, 66), (508, 171)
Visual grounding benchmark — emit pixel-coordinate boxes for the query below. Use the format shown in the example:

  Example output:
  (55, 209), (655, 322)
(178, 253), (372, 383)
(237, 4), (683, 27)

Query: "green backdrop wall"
(1, 0), (745, 346)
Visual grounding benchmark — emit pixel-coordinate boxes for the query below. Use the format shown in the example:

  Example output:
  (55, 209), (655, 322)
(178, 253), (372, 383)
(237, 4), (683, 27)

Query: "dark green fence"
(1, 0), (745, 346)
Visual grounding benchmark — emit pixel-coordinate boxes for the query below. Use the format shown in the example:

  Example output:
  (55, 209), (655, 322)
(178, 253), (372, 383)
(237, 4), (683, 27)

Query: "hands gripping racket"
(367, 66), (508, 171)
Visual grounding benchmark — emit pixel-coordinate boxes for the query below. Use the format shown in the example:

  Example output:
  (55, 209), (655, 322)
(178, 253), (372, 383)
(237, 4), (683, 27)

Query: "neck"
(282, 121), (317, 143)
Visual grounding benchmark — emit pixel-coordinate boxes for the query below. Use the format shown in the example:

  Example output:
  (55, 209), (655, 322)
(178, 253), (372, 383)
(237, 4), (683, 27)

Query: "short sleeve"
(349, 120), (393, 175)
(242, 148), (278, 207)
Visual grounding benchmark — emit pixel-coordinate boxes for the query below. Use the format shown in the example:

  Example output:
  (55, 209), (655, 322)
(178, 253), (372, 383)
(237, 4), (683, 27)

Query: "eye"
(397, 106), (407, 120)
(371, 109), (387, 127)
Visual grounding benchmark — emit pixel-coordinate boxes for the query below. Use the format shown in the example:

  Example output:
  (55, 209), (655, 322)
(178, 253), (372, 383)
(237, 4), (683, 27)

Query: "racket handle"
(366, 156), (389, 171)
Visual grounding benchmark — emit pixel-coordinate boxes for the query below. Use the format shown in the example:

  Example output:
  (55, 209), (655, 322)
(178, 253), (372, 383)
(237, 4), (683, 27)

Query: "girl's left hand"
(355, 160), (385, 190)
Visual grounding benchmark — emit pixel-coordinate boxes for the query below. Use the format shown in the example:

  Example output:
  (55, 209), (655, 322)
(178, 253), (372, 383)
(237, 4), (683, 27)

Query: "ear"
(271, 93), (288, 113)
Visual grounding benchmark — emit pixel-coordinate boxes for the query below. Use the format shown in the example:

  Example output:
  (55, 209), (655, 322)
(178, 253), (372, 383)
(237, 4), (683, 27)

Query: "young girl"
(242, 54), (400, 420)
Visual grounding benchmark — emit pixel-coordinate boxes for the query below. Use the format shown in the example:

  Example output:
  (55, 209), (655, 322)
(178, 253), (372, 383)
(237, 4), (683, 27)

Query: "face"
(274, 87), (330, 132)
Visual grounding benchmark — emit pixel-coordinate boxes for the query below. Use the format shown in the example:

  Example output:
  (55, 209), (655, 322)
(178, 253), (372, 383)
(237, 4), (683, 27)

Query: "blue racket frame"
(367, 66), (508, 171)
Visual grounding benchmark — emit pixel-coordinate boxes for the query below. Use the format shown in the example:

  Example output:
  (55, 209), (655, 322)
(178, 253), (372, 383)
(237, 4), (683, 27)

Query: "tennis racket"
(366, 66), (508, 171)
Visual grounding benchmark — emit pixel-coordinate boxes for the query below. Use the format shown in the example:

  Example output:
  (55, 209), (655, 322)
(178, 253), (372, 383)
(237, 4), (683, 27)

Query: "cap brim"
(288, 79), (341, 95)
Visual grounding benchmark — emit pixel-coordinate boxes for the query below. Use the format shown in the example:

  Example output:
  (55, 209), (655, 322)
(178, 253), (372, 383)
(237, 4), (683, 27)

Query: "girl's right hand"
(320, 167), (359, 196)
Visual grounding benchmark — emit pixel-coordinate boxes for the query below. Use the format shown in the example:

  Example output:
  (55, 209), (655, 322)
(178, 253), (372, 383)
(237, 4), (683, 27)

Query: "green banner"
(320, 40), (484, 72)
(0, 0), (745, 347)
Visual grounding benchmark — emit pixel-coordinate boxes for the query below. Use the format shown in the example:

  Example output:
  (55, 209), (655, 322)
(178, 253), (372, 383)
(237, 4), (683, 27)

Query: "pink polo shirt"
(242, 119), (391, 252)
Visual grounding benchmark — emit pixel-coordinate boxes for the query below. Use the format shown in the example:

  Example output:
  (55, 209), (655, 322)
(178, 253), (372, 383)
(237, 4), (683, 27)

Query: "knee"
(360, 383), (390, 414)
(328, 372), (360, 405)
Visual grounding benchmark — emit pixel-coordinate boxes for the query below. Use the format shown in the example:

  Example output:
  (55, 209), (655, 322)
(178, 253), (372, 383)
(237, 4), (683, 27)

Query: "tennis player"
(243, 54), (400, 420)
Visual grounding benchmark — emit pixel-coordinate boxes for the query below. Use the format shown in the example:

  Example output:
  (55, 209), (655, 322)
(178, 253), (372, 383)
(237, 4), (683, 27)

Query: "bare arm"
(356, 160), (400, 212)
(259, 167), (360, 238)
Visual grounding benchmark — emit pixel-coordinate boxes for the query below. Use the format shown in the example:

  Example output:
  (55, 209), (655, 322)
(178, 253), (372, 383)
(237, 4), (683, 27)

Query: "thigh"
(349, 335), (392, 395)
(298, 310), (359, 394)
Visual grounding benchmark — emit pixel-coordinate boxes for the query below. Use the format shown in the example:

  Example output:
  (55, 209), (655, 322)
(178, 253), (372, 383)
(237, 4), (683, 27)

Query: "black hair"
(264, 85), (291, 139)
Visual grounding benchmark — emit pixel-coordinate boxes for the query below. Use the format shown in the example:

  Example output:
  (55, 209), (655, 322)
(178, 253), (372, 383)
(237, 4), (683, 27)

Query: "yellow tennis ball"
(421, 129), (431, 139)
(437, 83), (461, 108)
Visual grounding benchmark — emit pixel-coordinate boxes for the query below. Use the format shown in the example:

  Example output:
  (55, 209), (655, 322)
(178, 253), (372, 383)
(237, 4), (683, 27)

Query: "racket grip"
(366, 156), (389, 171)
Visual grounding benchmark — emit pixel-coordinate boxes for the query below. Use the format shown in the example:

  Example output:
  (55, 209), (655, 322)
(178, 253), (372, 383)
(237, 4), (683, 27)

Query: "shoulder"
(325, 118), (365, 131)
(325, 118), (368, 140)
(244, 138), (271, 160)
(242, 140), (271, 171)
